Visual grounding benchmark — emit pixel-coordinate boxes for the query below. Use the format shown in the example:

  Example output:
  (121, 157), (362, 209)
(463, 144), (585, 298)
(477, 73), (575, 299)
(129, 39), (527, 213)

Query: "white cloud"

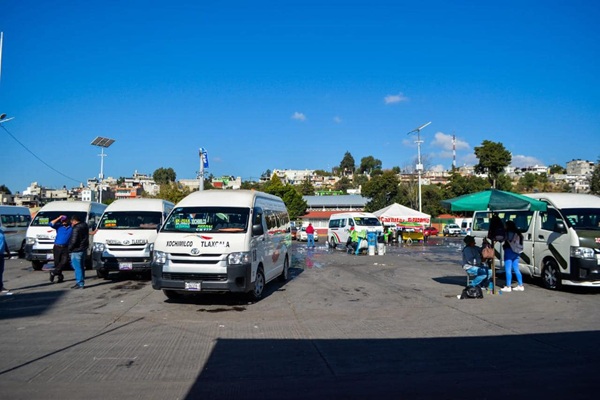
(511, 154), (544, 168)
(384, 93), (408, 104)
(430, 132), (470, 152)
(333, 116), (342, 123)
(291, 112), (306, 121)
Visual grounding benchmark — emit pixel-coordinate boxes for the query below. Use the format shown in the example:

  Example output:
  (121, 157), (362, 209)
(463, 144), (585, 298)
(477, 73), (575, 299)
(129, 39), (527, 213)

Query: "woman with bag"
(501, 220), (524, 292)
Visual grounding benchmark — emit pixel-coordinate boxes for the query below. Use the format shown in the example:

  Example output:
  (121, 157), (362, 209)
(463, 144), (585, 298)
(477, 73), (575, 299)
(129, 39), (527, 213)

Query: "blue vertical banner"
(199, 147), (209, 168)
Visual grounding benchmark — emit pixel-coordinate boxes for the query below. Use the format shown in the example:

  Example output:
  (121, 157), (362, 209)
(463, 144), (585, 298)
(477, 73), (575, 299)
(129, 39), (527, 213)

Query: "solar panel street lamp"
(91, 136), (115, 203)
(0, 113), (14, 123)
(406, 122), (431, 213)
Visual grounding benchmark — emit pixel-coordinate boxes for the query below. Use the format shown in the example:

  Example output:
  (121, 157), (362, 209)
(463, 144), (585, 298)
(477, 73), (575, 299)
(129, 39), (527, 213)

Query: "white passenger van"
(327, 212), (384, 248)
(25, 201), (107, 270)
(151, 190), (291, 300)
(0, 205), (32, 257)
(471, 193), (600, 290)
(92, 199), (174, 279)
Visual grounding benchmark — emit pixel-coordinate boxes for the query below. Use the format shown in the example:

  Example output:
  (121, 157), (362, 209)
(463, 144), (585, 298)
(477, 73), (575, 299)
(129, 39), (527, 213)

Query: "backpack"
(460, 286), (484, 299)
(487, 215), (506, 242)
(507, 232), (524, 253)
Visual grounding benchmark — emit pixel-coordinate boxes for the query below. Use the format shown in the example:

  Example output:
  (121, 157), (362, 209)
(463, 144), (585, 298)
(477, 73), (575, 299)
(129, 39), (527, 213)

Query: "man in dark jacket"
(68, 214), (89, 289)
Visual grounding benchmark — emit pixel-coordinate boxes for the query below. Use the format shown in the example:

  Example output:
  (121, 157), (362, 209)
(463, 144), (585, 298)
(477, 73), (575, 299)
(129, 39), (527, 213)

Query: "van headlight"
(227, 252), (251, 266)
(153, 250), (167, 265)
(26, 237), (36, 245)
(571, 246), (595, 259)
(93, 243), (106, 253)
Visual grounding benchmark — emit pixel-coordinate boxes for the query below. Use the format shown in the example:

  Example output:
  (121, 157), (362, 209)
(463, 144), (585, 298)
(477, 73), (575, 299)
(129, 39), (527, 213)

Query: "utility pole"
(406, 122), (431, 213)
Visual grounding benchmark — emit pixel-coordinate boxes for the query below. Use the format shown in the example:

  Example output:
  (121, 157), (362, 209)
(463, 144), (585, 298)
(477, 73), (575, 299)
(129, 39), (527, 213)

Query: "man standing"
(68, 214), (89, 289)
(306, 223), (315, 248)
(49, 215), (72, 284)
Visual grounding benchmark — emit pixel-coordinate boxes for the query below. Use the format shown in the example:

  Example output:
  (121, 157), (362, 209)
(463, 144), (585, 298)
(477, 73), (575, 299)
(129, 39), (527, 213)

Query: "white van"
(0, 205), (32, 257)
(471, 193), (600, 289)
(327, 212), (384, 248)
(151, 190), (291, 300)
(92, 199), (174, 279)
(25, 201), (107, 270)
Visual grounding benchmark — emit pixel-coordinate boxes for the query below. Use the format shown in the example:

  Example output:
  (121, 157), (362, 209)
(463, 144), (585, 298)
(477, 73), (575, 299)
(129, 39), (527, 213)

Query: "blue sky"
(1, 0), (599, 193)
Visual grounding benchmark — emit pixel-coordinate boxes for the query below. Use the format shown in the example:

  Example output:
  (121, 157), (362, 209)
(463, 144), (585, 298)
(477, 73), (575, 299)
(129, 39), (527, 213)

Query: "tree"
(359, 156), (382, 174)
(362, 171), (401, 212)
(333, 176), (352, 193)
(443, 170), (490, 199)
(299, 177), (316, 195)
(589, 160), (600, 195)
(153, 167), (177, 185)
(262, 175), (307, 220)
(154, 182), (190, 204)
(549, 164), (566, 174)
(339, 152), (355, 176)
(473, 140), (511, 188)
(0, 185), (11, 195)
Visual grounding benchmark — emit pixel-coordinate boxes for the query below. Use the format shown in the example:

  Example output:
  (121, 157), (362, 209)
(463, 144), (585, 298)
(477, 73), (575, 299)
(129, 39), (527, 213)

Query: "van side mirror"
(553, 221), (567, 234)
(252, 224), (264, 236)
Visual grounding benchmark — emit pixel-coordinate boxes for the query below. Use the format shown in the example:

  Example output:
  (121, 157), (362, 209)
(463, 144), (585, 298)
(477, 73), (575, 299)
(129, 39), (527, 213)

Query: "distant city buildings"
(0, 159), (596, 207)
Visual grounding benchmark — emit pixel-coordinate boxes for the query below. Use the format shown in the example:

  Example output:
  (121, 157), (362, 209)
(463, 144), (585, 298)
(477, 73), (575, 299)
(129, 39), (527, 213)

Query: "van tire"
(542, 259), (561, 290)
(19, 241), (26, 258)
(329, 237), (337, 249)
(163, 290), (183, 300)
(96, 269), (110, 280)
(248, 267), (265, 301)
(278, 257), (289, 282)
(32, 260), (45, 271)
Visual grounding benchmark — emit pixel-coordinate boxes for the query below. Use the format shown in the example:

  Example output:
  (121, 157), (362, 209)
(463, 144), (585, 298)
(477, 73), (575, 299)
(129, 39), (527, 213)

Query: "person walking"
(462, 235), (492, 288)
(306, 223), (315, 248)
(68, 214), (89, 289)
(501, 220), (524, 292)
(0, 227), (11, 293)
(49, 215), (72, 284)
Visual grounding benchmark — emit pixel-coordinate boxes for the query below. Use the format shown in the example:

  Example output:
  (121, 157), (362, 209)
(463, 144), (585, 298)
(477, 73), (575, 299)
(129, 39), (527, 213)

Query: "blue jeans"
(504, 249), (523, 286)
(465, 265), (492, 287)
(70, 251), (85, 287)
(0, 254), (5, 289)
(307, 234), (315, 247)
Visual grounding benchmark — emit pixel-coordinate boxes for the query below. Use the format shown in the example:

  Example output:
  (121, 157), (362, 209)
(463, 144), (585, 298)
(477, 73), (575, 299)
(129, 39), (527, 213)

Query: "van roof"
(104, 198), (174, 211)
(328, 212), (378, 220)
(37, 201), (104, 212)
(526, 193), (600, 209)
(175, 190), (283, 208)
(0, 205), (31, 214)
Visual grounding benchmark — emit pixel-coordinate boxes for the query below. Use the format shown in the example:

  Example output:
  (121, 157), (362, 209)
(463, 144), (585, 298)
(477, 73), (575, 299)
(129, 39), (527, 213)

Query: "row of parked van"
(1, 190), (293, 300)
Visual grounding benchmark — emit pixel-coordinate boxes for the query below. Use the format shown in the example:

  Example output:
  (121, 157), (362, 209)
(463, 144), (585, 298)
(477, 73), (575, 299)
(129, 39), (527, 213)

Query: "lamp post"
(406, 122), (431, 213)
(0, 113), (14, 124)
(91, 136), (115, 203)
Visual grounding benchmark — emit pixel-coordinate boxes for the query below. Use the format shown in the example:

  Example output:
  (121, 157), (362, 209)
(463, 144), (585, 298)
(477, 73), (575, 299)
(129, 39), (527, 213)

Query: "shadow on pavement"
(186, 331), (598, 399)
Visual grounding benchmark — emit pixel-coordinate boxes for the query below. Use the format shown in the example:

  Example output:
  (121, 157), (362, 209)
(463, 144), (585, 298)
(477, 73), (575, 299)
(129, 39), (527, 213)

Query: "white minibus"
(471, 193), (600, 289)
(151, 190), (291, 301)
(0, 205), (32, 257)
(92, 198), (174, 279)
(327, 212), (384, 248)
(25, 201), (107, 270)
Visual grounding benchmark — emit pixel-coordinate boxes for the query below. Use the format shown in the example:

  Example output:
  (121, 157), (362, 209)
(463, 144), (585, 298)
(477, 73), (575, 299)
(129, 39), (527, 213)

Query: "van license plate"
(119, 262), (133, 270)
(46, 254), (54, 260)
(185, 282), (201, 291)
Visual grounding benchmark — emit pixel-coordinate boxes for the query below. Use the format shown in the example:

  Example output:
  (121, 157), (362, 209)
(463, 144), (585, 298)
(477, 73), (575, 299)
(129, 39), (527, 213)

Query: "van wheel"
(249, 267), (265, 301)
(96, 269), (110, 280)
(329, 237), (337, 249)
(278, 257), (289, 282)
(163, 290), (183, 300)
(32, 260), (45, 271)
(542, 259), (561, 290)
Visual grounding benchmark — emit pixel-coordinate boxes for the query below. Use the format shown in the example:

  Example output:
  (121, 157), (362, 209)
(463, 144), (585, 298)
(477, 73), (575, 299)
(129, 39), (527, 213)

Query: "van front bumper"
(24, 244), (52, 262)
(151, 262), (253, 293)
(563, 257), (600, 286)
(92, 251), (151, 272)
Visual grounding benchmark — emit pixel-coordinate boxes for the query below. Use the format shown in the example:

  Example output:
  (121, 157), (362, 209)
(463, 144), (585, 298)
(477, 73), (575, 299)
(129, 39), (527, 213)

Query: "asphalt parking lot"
(1, 237), (599, 399)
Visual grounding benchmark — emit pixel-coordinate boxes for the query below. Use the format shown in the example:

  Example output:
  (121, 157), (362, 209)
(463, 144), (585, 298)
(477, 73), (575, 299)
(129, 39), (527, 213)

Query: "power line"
(1, 124), (82, 184)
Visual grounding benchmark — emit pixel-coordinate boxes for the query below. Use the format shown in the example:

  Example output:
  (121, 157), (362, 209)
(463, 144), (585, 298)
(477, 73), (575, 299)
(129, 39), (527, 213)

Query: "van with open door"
(470, 193), (600, 289)
(92, 198), (174, 279)
(25, 201), (106, 270)
(151, 190), (291, 301)
(327, 212), (384, 248)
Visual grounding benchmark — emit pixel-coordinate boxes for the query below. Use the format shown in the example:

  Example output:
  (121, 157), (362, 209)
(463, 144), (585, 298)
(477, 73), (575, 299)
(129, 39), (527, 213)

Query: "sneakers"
(49, 271), (56, 283)
(1, 287), (9, 293)
(513, 285), (525, 291)
(71, 284), (84, 290)
(501, 286), (512, 292)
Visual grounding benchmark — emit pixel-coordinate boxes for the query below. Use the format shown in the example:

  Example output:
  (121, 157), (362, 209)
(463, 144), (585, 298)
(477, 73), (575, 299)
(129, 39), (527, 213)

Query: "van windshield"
(162, 207), (250, 233)
(353, 217), (382, 227)
(562, 208), (600, 230)
(31, 211), (87, 227)
(98, 211), (162, 230)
